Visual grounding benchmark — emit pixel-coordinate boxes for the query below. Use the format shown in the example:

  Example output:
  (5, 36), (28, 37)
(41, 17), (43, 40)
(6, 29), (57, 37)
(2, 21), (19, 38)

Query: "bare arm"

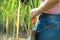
(31, 0), (59, 18)
(38, 0), (59, 12)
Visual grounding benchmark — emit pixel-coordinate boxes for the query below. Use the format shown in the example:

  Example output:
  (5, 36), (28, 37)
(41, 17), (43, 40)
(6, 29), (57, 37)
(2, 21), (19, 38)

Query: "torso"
(41, 0), (60, 14)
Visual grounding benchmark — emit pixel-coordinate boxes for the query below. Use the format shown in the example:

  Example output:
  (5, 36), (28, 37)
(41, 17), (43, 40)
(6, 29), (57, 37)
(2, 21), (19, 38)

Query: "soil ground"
(0, 31), (27, 40)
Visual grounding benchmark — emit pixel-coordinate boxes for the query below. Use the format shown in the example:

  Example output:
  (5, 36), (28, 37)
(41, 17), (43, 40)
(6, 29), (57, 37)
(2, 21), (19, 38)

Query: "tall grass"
(16, 1), (20, 40)
(0, 0), (41, 40)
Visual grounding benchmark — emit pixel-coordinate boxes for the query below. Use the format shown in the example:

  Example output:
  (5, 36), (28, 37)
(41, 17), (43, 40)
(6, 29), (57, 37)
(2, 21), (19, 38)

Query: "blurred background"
(0, 0), (40, 40)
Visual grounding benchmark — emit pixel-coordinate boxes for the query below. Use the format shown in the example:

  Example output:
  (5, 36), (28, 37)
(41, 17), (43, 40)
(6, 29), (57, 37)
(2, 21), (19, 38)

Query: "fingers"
(30, 8), (38, 18)
(30, 8), (38, 24)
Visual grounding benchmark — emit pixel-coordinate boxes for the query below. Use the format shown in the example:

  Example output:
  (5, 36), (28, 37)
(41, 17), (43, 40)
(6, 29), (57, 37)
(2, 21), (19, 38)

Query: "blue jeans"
(36, 13), (60, 40)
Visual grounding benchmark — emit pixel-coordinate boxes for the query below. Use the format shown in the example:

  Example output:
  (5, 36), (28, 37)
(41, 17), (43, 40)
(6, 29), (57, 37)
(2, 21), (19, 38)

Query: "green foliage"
(0, 0), (41, 39)
(32, 0), (40, 8)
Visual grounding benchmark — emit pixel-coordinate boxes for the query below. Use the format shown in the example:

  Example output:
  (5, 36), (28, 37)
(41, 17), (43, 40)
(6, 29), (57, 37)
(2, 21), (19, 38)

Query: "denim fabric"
(36, 13), (60, 40)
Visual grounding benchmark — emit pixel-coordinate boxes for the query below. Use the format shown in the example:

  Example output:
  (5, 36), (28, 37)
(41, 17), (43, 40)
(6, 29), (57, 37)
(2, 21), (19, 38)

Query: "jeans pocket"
(44, 23), (57, 29)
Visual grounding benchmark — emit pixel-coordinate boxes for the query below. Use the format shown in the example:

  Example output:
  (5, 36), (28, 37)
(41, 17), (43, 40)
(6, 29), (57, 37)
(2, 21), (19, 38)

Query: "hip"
(36, 13), (60, 31)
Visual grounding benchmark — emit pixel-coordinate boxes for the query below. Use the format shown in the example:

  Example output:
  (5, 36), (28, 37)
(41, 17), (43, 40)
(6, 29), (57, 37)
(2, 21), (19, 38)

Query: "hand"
(30, 8), (38, 24)
(30, 8), (38, 19)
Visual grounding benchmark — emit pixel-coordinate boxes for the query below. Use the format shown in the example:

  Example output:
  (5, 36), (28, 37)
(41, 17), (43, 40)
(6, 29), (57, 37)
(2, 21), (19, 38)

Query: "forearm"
(38, 0), (58, 12)
(34, 0), (59, 17)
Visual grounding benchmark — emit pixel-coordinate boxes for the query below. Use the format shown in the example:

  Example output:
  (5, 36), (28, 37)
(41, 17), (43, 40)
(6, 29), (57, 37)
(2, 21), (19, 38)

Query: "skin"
(30, 0), (59, 19)
(59, 0), (60, 2)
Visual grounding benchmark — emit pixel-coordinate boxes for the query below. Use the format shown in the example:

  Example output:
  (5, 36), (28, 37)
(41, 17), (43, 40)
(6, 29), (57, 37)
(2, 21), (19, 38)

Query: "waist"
(44, 3), (60, 14)
(44, 11), (60, 14)
(39, 13), (60, 23)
